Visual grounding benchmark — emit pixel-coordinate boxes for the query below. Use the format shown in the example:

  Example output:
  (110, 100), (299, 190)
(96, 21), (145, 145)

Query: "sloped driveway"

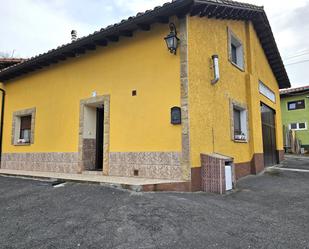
(0, 170), (308, 249)
(281, 154), (309, 171)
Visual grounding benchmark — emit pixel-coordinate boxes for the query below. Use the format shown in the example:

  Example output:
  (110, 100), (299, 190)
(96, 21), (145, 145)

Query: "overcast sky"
(1, 0), (308, 88)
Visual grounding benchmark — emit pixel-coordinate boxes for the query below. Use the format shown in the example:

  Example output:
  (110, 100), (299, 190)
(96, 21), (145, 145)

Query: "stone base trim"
(82, 139), (96, 170)
(277, 150), (284, 162)
(235, 162), (251, 180)
(142, 182), (191, 192)
(251, 153), (264, 174)
(1, 153), (79, 173)
(109, 152), (182, 180)
(191, 167), (202, 191)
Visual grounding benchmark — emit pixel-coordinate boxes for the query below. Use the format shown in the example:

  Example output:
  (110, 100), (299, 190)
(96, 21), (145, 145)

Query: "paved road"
(282, 154), (309, 170)
(0, 171), (308, 249)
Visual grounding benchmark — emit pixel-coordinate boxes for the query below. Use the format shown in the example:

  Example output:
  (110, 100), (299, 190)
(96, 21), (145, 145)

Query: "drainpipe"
(0, 88), (5, 165)
(211, 55), (220, 85)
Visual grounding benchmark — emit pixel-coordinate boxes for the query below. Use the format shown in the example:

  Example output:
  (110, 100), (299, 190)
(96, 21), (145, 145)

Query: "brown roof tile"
(0, 0), (290, 89)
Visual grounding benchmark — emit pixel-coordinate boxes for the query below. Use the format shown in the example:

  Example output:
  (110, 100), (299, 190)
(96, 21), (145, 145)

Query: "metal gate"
(261, 103), (278, 166)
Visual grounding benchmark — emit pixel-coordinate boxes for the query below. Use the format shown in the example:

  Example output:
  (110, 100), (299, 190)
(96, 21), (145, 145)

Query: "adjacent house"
(280, 86), (309, 152)
(0, 0), (290, 191)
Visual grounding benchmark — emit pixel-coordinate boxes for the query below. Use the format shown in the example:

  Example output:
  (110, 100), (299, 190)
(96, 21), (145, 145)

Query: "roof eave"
(0, 0), (193, 82)
(0, 0), (290, 90)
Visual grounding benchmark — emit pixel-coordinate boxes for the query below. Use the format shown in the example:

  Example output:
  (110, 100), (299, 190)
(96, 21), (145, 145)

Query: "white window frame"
(289, 122), (307, 131)
(259, 80), (276, 103)
(12, 108), (36, 146)
(228, 28), (244, 71)
(230, 100), (248, 142)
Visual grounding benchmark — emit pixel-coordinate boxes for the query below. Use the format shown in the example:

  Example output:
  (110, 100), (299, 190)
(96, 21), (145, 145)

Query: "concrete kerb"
(266, 164), (309, 173)
(0, 172), (188, 192)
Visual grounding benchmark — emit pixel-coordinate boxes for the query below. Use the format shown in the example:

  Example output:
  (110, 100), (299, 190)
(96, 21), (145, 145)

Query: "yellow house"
(0, 0), (290, 191)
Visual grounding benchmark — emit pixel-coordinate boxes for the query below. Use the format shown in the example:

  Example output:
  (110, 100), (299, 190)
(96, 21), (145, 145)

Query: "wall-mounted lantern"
(171, 106), (181, 125)
(211, 54), (220, 84)
(164, 23), (179, 55)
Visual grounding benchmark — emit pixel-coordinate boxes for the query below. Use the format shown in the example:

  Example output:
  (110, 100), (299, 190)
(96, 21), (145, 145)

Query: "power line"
(285, 59), (309, 66)
(283, 49), (309, 60)
(284, 52), (309, 61)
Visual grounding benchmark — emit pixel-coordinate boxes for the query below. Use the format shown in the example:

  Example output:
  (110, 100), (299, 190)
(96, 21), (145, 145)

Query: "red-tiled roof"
(0, 0), (290, 89)
(0, 58), (25, 70)
(0, 58), (25, 63)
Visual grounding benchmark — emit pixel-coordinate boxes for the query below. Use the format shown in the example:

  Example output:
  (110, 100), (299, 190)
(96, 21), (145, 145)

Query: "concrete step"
(0, 169), (190, 192)
(82, 170), (103, 176)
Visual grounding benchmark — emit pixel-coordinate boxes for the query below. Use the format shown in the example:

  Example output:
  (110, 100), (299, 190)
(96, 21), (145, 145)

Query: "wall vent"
(134, 170), (139, 176)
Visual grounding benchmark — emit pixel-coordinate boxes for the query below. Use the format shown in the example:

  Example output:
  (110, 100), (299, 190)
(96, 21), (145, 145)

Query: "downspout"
(211, 55), (220, 84)
(0, 87), (5, 166)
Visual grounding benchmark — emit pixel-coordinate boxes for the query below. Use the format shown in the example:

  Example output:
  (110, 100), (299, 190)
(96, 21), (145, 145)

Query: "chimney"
(71, 30), (77, 42)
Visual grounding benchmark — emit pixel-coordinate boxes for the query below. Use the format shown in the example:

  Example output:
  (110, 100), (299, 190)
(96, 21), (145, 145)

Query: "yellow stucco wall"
(1, 15), (284, 171)
(187, 16), (283, 167)
(2, 23), (182, 153)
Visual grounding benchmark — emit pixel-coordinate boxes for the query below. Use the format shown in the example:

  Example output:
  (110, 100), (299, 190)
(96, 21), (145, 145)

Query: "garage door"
(261, 103), (278, 166)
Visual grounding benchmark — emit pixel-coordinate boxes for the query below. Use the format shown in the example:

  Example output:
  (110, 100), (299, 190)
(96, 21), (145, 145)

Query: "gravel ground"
(0, 169), (308, 249)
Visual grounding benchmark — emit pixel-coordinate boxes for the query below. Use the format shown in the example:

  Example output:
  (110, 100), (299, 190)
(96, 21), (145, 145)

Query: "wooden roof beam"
(63, 51), (76, 57)
(137, 23), (151, 31)
(155, 16), (169, 24)
(84, 43), (96, 50)
(119, 30), (133, 37)
(106, 35), (119, 42)
(94, 39), (108, 46)
(200, 5), (212, 17)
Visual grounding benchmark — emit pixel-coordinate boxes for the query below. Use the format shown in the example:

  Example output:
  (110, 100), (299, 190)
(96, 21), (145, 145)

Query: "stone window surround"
(11, 107), (36, 146)
(78, 95), (110, 175)
(229, 99), (249, 143)
(227, 27), (245, 72)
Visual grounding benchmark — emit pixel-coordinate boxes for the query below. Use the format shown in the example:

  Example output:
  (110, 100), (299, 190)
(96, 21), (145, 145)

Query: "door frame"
(260, 102), (278, 166)
(78, 95), (110, 175)
(95, 107), (104, 170)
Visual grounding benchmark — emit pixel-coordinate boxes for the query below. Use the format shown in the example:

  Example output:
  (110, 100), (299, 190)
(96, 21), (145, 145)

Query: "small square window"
(288, 103), (296, 110)
(228, 28), (244, 70)
(288, 100), (305, 110)
(12, 108), (36, 145)
(290, 123), (297, 130)
(231, 44), (238, 65)
(289, 122), (307, 131)
(233, 109), (241, 136)
(231, 101), (248, 142)
(20, 115), (32, 143)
